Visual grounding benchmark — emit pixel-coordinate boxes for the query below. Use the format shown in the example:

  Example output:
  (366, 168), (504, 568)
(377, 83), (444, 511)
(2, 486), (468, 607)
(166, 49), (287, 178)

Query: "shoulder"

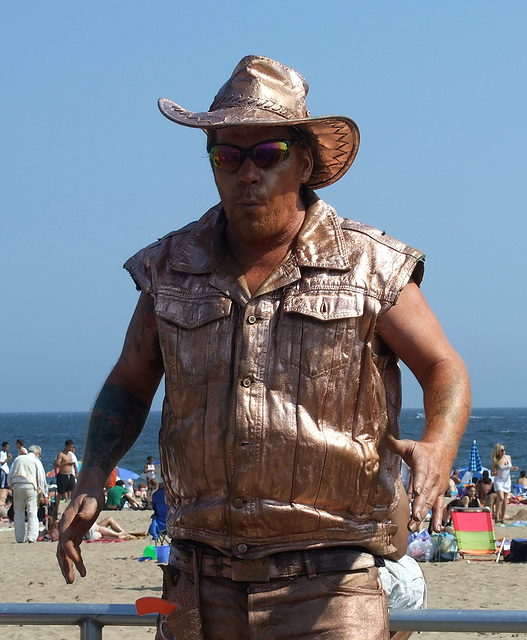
(341, 217), (422, 249)
(337, 215), (426, 303)
(124, 222), (199, 284)
(122, 205), (222, 294)
(340, 218), (424, 276)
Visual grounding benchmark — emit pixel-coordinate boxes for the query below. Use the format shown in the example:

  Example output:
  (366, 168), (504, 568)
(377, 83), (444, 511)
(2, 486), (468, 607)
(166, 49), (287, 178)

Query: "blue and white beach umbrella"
(117, 466), (140, 481)
(469, 439), (483, 474)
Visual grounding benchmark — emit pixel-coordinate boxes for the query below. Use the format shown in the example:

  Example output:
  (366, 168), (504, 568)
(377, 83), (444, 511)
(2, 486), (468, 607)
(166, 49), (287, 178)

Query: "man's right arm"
(54, 452), (63, 476)
(57, 291), (164, 583)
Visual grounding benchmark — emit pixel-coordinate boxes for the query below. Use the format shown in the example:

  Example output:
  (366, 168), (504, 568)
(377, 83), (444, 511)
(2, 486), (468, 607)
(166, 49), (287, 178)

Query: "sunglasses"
(207, 139), (295, 172)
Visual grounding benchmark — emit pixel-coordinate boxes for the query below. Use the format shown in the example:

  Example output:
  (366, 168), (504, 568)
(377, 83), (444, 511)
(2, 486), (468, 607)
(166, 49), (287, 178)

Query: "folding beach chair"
(452, 507), (504, 561)
(148, 487), (169, 546)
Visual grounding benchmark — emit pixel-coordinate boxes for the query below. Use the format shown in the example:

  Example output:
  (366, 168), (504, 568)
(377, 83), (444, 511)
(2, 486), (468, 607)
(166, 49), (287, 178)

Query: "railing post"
(79, 617), (104, 640)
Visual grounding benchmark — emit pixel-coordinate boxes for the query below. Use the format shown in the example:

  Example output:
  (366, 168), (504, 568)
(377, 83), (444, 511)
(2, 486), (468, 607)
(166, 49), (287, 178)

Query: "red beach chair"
(452, 507), (503, 561)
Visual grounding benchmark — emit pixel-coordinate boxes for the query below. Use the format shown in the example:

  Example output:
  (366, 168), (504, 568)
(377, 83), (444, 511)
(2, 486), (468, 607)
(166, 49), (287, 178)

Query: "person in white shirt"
(8, 445), (49, 543)
(143, 456), (156, 481)
(0, 442), (12, 488)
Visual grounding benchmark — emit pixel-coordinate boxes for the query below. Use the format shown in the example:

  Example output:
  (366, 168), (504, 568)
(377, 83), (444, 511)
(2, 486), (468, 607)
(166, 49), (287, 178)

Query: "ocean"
(1, 407), (526, 484)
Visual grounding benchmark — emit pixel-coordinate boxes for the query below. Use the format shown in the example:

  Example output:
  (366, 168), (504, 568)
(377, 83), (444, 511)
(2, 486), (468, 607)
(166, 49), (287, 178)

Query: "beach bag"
(436, 532), (457, 562)
(507, 539), (527, 562)
(406, 529), (435, 562)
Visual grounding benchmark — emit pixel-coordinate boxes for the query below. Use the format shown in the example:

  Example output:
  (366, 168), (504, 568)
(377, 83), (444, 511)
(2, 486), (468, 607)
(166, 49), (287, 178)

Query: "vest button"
(247, 315), (257, 324)
(241, 377), (252, 388)
(233, 497), (244, 508)
(237, 543), (248, 554)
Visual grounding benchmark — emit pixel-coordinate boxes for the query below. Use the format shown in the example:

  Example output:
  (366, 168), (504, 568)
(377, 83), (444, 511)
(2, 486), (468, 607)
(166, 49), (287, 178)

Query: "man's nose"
(237, 156), (261, 184)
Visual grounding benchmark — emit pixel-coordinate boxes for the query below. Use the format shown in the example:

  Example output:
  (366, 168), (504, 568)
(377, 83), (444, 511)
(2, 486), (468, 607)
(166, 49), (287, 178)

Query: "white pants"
(13, 482), (39, 543)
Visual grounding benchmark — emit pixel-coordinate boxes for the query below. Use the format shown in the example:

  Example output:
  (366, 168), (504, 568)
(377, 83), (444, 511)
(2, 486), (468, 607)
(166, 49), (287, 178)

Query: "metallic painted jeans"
(157, 547), (389, 640)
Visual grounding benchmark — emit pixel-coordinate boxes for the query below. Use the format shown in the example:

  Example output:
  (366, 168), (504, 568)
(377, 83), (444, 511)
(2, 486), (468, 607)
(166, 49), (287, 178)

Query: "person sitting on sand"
(0, 486), (12, 521)
(145, 478), (158, 509)
(135, 482), (148, 503)
(105, 479), (143, 510)
(518, 470), (527, 487)
(461, 483), (483, 508)
(428, 498), (464, 535)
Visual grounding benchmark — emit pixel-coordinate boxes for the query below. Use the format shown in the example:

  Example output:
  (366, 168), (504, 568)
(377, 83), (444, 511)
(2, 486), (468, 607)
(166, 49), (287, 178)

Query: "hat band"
(210, 94), (305, 120)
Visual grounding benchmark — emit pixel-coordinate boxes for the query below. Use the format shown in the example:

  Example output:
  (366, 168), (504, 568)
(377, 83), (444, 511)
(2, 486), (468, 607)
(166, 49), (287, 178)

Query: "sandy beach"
(1, 506), (527, 640)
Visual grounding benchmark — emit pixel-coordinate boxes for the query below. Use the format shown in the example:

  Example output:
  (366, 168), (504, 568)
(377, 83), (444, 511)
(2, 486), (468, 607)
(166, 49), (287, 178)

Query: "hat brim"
(158, 98), (359, 189)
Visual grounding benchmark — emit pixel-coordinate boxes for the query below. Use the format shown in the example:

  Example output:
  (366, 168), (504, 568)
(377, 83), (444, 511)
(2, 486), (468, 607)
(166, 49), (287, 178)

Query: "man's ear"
(300, 147), (314, 184)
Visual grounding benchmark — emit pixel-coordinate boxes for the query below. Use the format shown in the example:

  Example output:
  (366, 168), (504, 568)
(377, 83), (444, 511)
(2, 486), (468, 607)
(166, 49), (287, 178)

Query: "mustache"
(235, 188), (265, 204)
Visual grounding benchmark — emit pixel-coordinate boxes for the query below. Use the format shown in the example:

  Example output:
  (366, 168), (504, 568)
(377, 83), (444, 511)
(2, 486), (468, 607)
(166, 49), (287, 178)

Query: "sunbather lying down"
(83, 516), (136, 540)
(43, 516), (135, 542)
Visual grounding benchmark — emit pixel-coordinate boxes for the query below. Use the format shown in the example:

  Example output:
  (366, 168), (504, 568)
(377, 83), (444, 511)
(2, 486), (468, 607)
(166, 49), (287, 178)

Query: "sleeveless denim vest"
(125, 195), (424, 558)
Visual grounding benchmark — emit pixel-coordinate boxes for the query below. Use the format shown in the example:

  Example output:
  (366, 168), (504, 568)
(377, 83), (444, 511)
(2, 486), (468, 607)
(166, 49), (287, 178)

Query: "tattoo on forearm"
(83, 384), (150, 476)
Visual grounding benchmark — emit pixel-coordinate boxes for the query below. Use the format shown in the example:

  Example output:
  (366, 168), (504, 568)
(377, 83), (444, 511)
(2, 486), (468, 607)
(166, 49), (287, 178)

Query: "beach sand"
(1, 505), (527, 639)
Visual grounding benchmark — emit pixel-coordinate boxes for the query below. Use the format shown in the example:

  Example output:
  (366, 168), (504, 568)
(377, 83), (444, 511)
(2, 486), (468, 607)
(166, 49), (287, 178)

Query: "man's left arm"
(37, 459), (49, 498)
(376, 281), (471, 533)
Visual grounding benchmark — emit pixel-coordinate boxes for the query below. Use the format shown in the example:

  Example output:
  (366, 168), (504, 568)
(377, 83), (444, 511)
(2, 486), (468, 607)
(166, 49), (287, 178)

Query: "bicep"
(107, 291), (164, 404)
(376, 281), (464, 385)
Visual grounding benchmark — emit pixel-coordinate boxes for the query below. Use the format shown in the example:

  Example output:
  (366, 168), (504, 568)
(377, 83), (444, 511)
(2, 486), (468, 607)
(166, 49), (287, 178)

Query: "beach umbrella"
(117, 466), (140, 481)
(457, 465), (492, 484)
(456, 441), (484, 484)
(469, 440), (483, 474)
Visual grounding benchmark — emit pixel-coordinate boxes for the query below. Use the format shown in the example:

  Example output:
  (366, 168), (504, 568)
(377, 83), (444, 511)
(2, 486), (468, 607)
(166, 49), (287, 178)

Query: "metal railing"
(2, 604), (527, 638)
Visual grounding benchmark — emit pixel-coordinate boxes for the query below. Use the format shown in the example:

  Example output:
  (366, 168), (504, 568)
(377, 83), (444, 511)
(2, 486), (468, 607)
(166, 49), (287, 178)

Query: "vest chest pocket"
(281, 290), (366, 379)
(154, 291), (233, 389)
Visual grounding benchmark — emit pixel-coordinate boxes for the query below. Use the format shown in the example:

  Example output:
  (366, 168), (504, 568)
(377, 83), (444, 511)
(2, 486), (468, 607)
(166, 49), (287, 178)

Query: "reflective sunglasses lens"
(209, 145), (241, 171)
(252, 141), (290, 168)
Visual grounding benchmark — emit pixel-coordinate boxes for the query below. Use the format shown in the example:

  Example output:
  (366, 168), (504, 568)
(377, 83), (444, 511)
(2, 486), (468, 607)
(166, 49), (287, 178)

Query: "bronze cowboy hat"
(158, 55), (360, 189)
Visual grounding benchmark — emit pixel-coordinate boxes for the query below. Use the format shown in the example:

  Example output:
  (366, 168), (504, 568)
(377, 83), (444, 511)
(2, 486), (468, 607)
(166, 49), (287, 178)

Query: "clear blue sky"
(2, 2), (526, 412)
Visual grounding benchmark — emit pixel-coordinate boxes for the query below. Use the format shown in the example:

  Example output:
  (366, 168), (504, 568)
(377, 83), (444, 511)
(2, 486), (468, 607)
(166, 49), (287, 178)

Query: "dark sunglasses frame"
(207, 139), (295, 172)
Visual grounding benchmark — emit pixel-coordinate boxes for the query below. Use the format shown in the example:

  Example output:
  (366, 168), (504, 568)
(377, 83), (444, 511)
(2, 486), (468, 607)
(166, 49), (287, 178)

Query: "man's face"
(211, 125), (313, 244)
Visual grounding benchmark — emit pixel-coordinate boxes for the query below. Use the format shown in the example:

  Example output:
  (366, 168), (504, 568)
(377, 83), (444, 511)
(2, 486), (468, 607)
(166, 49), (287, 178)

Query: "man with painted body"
(58, 56), (470, 639)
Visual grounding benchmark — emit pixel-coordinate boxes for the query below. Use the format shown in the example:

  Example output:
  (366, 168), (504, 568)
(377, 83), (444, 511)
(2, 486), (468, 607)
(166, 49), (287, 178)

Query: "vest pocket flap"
(283, 290), (364, 321)
(155, 292), (232, 329)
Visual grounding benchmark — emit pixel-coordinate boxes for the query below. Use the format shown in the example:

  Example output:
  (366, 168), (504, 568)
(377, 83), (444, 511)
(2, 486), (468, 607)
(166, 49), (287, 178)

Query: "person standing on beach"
(491, 443), (518, 523)
(143, 455), (156, 481)
(15, 439), (28, 455)
(54, 439), (78, 504)
(57, 56), (470, 639)
(0, 442), (12, 489)
(8, 444), (49, 543)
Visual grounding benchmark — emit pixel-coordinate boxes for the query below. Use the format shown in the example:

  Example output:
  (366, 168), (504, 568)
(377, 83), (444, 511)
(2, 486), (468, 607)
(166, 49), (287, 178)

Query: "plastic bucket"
(155, 545), (170, 563)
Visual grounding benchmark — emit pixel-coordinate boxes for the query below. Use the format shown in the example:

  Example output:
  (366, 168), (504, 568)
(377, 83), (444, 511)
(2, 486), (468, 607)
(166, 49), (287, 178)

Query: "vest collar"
(169, 193), (351, 275)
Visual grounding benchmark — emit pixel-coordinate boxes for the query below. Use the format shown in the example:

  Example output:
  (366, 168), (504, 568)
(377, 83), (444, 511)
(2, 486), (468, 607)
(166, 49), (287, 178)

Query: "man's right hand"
(56, 487), (105, 583)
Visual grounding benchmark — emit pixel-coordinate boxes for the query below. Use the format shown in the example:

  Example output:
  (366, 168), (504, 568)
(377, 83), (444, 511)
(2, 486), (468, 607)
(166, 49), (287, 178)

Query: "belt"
(170, 542), (376, 582)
